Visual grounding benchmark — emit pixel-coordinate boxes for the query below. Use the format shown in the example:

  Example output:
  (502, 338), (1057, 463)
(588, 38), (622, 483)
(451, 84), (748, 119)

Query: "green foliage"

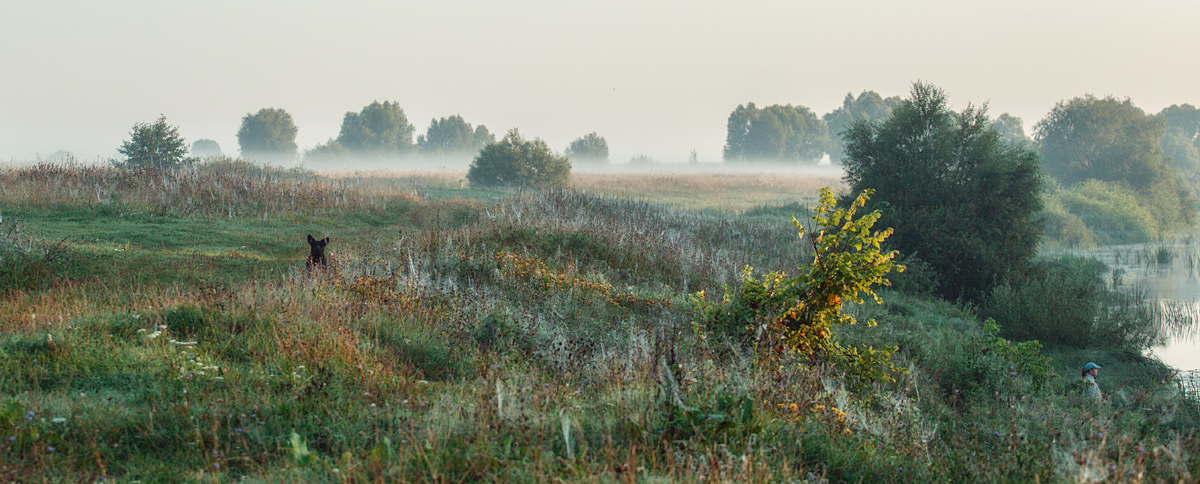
(237, 107), (298, 161)
(1052, 179), (1159, 244)
(1159, 103), (1200, 145)
(336, 100), (416, 157)
(1036, 96), (1194, 235)
(822, 91), (900, 164)
(303, 138), (350, 164)
(417, 115), (493, 156)
(189, 139), (222, 158)
(981, 256), (1159, 351)
(117, 115), (190, 169)
(842, 81), (1044, 302)
(564, 132), (609, 163)
(467, 129), (571, 188)
(724, 102), (832, 162)
(701, 188), (906, 383)
(991, 113), (1029, 146)
(1037, 195), (1097, 248)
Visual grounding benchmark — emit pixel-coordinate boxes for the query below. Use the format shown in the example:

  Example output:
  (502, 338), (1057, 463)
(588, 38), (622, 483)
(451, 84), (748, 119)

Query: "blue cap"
(1083, 362), (1101, 371)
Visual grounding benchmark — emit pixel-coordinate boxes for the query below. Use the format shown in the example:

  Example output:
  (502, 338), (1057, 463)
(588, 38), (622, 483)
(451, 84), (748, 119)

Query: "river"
(1057, 240), (1200, 372)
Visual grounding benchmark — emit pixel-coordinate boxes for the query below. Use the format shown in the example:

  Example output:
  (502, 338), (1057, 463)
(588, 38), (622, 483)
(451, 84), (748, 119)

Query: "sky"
(1, 0), (1198, 165)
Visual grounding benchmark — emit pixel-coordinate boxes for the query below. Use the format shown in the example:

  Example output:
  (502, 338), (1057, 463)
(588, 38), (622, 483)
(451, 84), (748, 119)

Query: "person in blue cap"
(1081, 362), (1103, 402)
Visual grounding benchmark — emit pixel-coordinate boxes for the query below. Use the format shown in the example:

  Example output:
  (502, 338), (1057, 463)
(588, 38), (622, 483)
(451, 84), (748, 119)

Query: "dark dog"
(306, 234), (329, 271)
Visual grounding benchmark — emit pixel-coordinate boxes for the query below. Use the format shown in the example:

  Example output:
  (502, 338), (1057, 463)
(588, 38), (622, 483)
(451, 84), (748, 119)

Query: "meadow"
(0, 160), (1196, 482)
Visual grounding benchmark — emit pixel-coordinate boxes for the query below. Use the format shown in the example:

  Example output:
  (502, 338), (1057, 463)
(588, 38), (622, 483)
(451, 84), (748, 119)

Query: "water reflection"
(1053, 241), (1200, 371)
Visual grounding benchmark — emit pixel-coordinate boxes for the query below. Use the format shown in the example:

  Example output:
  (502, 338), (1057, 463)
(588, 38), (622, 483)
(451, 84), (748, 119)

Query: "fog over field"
(2, 0), (1198, 167)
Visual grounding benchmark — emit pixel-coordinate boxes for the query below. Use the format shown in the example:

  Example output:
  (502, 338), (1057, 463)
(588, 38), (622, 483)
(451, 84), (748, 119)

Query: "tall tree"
(237, 108), (298, 162)
(190, 139), (222, 158)
(417, 115), (493, 156)
(842, 82), (1043, 302)
(1159, 103), (1200, 144)
(1036, 95), (1192, 233)
(564, 132), (609, 163)
(1035, 96), (1170, 190)
(723, 103), (831, 162)
(336, 101), (416, 157)
(991, 113), (1029, 146)
(118, 115), (190, 168)
(822, 91), (901, 163)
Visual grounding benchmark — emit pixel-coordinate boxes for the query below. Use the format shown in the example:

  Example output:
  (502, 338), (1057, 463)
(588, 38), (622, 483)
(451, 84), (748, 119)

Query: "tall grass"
(0, 162), (1195, 482)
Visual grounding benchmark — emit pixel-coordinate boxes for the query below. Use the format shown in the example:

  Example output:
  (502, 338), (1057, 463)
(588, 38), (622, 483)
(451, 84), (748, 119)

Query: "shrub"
(1054, 179), (1159, 244)
(467, 129), (570, 189)
(980, 256), (1159, 351)
(699, 188), (906, 383)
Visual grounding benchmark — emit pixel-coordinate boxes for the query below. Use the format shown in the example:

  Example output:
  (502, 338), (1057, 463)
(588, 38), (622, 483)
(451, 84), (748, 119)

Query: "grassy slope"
(0, 165), (1196, 482)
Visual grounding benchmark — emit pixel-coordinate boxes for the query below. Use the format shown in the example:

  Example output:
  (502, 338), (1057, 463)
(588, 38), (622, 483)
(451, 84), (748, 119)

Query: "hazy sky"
(2, 0), (1197, 164)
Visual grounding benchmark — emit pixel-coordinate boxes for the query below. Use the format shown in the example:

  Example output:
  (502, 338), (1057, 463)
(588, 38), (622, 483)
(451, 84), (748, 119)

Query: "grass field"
(0, 161), (1196, 482)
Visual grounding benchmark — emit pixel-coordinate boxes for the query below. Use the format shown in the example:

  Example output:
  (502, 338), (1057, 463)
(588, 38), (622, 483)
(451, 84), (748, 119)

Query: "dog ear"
(323, 237), (330, 245)
(308, 234), (317, 244)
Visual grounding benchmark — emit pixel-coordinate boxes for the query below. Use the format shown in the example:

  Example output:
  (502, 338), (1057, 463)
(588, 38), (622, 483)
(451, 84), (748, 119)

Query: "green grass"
(0, 162), (1196, 482)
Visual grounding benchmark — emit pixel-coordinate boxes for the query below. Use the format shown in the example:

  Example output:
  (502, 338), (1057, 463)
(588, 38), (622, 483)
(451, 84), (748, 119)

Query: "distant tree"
(118, 115), (190, 169)
(822, 91), (901, 163)
(417, 115), (493, 156)
(723, 103), (831, 162)
(190, 139), (222, 158)
(991, 113), (1029, 146)
(473, 125), (496, 151)
(1036, 96), (1170, 190)
(1162, 130), (1200, 181)
(467, 129), (571, 188)
(237, 108), (298, 162)
(564, 132), (609, 163)
(842, 82), (1043, 302)
(1035, 95), (1192, 233)
(303, 139), (350, 164)
(336, 101), (416, 157)
(41, 150), (75, 163)
(628, 153), (657, 166)
(1159, 103), (1200, 144)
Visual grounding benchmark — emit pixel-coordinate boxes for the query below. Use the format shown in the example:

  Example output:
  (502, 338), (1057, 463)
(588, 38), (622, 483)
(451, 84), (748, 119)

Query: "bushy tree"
(118, 115), (190, 168)
(190, 139), (222, 158)
(991, 113), (1029, 146)
(1159, 103), (1200, 184)
(1036, 95), (1193, 234)
(467, 129), (570, 188)
(723, 103), (831, 162)
(417, 115), (493, 156)
(564, 132), (609, 163)
(303, 139), (350, 164)
(1159, 103), (1200, 144)
(822, 91), (901, 163)
(237, 108), (298, 162)
(842, 82), (1043, 302)
(337, 101), (416, 157)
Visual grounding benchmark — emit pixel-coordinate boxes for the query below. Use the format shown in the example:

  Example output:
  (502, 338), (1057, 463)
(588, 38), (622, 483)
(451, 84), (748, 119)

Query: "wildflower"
(213, 463), (219, 469)
(1109, 465), (1116, 472)
(48, 446), (55, 452)
(7, 436), (14, 442)
(1010, 372), (1017, 377)
(1097, 432), (1104, 438)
